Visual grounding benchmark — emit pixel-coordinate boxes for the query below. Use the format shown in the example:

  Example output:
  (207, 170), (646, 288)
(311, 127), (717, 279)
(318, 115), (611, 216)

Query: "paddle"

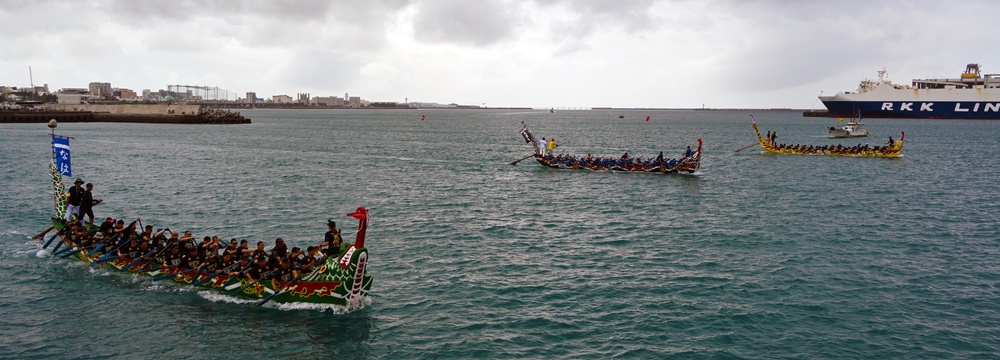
(194, 263), (239, 287)
(32, 226), (55, 241)
(256, 278), (298, 307)
(509, 154), (535, 165)
(52, 244), (78, 256)
(189, 267), (207, 282)
(192, 272), (220, 287)
(221, 261), (254, 287)
(734, 143), (758, 152)
(153, 268), (187, 281)
(122, 247), (159, 271)
(59, 246), (89, 258)
(51, 238), (66, 254)
(229, 269), (277, 294)
(59, 243), (104, 259)
(140, 238), (178, 273)
(87, 243), (105, 257)
(91, 233), (124, 267)
(43, 234), (59, 249)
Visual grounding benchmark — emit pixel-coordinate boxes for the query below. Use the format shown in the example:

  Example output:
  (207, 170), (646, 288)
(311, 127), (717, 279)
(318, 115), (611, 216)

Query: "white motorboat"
(828, 119), (869, 138)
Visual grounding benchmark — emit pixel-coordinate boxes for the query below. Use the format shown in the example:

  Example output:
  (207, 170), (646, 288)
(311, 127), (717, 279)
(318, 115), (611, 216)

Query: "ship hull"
(820, 99), (1000, 119)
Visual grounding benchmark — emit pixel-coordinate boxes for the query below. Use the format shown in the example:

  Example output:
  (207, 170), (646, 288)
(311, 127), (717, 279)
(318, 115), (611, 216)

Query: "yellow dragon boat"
(751, 115), (904, 158)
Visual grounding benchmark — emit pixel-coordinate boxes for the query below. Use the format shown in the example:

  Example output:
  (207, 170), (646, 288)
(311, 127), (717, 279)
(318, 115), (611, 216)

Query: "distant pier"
(802, 110), (834, 118)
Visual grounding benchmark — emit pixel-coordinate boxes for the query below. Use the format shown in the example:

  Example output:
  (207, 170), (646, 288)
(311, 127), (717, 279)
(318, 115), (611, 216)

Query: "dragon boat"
(517, 123), (702, 174)
(751, 115), (904, 158)
(39, 121), (372, 308)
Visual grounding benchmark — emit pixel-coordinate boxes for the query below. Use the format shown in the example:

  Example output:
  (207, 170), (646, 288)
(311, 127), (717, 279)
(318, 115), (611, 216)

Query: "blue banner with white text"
(52, 136), (72, 177)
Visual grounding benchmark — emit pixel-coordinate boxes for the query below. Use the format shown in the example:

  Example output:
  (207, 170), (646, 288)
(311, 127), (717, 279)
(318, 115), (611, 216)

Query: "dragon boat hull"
(752, 116), (904, 158)
(53, 216), (373, 307)
(532, 140), (701, 174)
(519, 123), (702, 174)
(41, 123), (372, 308)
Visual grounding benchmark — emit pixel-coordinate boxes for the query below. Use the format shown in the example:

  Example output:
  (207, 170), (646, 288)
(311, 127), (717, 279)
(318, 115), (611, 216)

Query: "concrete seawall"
(1, 104), (250, 124)
(43, 104), (203, 116)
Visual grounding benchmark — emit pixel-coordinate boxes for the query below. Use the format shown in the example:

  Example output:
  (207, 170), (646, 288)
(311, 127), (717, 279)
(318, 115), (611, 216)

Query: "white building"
(272, 94), (293, 103)
(55, 88), (91, 104)
(311, 96), (344, 106)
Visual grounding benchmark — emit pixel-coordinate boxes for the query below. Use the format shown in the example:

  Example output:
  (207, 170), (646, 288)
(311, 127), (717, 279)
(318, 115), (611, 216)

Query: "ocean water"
(1, 109), (999, 358)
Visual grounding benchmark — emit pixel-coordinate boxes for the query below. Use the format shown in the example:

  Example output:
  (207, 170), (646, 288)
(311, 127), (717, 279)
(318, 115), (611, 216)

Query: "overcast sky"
(2, 0), (998, 109)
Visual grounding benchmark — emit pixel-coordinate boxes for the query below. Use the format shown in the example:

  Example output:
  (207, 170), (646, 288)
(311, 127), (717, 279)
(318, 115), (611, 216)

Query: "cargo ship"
(817, 64), (1000, 119)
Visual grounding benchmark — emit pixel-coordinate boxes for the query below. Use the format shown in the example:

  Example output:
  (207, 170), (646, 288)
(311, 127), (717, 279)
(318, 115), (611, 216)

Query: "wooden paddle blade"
(510, 154), (534, 165)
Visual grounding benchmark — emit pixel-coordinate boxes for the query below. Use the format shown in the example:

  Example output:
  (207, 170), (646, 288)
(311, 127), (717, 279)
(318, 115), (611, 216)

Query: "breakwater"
(0, 104), (250, 124)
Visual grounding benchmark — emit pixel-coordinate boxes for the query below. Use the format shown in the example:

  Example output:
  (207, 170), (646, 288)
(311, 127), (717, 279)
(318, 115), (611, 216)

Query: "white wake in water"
(197, 290), (372, 313)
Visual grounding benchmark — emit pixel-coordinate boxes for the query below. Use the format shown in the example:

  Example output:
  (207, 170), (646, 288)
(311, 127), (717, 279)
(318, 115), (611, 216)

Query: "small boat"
(518, 123), (701, 174)
(828, 119), (869, 138)
(618, 114), (625, 118)
(549, 108), (554, 113)
(38, 121), (373, 308)
(752, 115), (904, 158)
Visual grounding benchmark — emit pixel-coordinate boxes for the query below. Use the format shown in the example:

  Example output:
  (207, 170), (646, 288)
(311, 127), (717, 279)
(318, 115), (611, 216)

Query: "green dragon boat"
(41, 121), (373, 309)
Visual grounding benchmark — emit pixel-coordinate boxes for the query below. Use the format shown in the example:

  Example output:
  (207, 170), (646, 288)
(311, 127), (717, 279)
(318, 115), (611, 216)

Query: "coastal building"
(348, 96), (362, 107)
(2, 85), (50, 96)
(55, 88), (91, 104)
(21, 84), (50, 95)
(272, 94), (293, 103)
(142, 89), (151, 101)
(246, 92), (257, 103)
(311, 96), (344, 106)
(115, 88), (137, 100)
(297, 93), (310, 104)
(89, 82), (113, 99)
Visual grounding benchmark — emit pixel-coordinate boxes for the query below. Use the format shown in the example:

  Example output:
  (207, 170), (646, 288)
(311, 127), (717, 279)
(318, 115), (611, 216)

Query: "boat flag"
(52, 135), (72, 177)
(520, 124), (534, 144)
(751, 114), (756, 126)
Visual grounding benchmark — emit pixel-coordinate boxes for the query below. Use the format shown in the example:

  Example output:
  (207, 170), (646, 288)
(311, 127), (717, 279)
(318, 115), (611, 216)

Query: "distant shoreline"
(0, 106), (814, 124)
(216, 105), (808, 112)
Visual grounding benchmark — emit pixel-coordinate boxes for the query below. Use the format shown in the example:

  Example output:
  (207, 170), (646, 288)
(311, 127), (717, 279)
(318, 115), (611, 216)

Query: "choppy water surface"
(1, 109), (999, 358)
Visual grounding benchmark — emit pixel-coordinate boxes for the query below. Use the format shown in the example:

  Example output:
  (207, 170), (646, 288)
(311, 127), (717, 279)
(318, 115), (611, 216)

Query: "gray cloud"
(411, 0), (521, 46)
(2, 0), (999, 108)
(714, 1), (976, 92)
